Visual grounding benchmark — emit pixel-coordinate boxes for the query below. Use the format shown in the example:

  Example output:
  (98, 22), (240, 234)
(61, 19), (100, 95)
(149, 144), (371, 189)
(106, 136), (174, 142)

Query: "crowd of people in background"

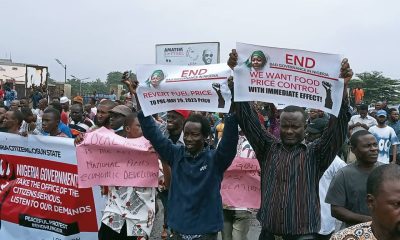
(0, 56), (400, 240)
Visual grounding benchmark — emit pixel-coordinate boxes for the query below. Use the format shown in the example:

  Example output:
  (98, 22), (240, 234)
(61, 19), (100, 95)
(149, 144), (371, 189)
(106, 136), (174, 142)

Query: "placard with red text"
(136, 64), (232, 116)
(0, 133), (102, 240)
(234, 42), (344, 116)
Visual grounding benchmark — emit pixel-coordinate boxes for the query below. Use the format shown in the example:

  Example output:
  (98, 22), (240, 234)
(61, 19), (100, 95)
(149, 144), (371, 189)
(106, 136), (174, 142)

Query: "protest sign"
(156, 42), (220, 65)
(76, 127), (159, 188)
(234, 42), (344, 116)
(136, 64), (232, 116)
(0, 133), (102, 240)
(221, 137), (261, 209)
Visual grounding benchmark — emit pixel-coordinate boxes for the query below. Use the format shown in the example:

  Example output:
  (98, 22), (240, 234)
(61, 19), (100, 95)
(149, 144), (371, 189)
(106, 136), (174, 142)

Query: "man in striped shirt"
(228, 50), (353, 240)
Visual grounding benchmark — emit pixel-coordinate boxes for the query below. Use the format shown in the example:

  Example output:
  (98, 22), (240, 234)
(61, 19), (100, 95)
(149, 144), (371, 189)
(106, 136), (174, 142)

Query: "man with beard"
(69, 104), (94, 137)
(2, 110), (23, 134)
(93, 100), (117, 129)
(326, 130), (382, 229)
(109, 105), (132, 136)
(331, 164), (400, 240)
(369, 110), (399, 164)
(228, 50), (353, 240)
(0, 107), (7, 132)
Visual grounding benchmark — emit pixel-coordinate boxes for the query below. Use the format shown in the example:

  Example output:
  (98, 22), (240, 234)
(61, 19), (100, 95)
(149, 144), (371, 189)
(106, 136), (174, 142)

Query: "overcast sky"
(1, 0), (399, 82)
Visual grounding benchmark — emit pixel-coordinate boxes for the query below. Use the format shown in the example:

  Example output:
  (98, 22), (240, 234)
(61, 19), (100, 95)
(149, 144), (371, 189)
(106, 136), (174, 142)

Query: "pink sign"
(221, 157), (261, 209)
(76, 127), (159, 188)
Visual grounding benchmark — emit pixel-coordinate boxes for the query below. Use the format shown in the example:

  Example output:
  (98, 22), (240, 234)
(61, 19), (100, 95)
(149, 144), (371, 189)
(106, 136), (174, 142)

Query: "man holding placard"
(228, 46), (353, 240)
(128, 75), (239, 239)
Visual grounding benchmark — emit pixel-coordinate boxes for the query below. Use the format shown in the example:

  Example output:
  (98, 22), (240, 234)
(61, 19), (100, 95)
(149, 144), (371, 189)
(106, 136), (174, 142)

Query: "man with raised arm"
(228, 49), (353, 240)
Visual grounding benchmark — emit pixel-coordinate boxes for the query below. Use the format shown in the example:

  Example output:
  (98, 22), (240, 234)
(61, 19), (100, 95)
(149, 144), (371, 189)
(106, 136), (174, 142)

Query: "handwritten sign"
(221, 157), (261, 209)
(136, 64), (232, 116)
(76, 127), (159, 188)
(234, 42), (344, 116)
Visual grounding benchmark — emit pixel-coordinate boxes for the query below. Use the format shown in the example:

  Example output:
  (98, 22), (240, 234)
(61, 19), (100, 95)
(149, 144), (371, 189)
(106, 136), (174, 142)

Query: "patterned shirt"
(236, 101), (350, 235)
(101, 186), (156, 237)
(331, 221), (376, 240)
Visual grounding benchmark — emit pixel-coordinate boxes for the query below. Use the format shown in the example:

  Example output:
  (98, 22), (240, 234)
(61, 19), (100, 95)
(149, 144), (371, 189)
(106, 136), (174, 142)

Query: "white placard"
(234, 42), (344, 116)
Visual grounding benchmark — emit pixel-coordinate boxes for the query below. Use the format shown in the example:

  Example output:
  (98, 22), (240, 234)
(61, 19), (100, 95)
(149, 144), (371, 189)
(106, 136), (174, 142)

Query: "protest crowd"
(1, 47), (400, 240)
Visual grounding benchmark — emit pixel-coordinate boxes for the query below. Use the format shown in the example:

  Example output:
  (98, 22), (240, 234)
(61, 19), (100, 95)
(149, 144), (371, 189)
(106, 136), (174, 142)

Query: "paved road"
(150, 199), (261, 240)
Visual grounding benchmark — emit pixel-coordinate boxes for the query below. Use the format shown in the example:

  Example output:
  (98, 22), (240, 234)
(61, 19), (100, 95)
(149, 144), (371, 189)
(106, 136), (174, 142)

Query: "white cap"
(60, 96), (69, 104)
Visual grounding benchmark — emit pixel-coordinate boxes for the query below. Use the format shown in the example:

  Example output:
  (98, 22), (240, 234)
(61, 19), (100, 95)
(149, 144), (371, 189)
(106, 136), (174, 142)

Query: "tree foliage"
(349, 71), (400, 105)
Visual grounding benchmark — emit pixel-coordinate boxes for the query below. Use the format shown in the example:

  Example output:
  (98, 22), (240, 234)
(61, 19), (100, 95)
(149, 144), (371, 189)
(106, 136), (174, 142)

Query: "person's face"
(39, 99), (48, 110)
(183, 121), (205, 156)
(10, 101), (20, 111)
(305, 131), (322, 144)
(251, 56), (263, 70)
(109, 112), (125, 130)
(202, 51), (213, 64)
(375, 103), (382, 110)
(166, 111), (184, 133)
(377, 115), (387, 124)
(3, 111), (18, 129)
(96, 104), (112, 127)
(0, 108), (7, 127)
(280, 111), (305, 146)
(42, 113), (59, 134)
(84, 105), (91, 113)
(70, 106), (83, 123)
(125, 118), (142, 139)
(368, 180), (400, 237)
(359, 109), (368, 118)
(61, 102), (69, 111)
(20, 99), (29, 108)
(309, 109), (318, 120)
(352, 134), (378, 164)
(150, 74), (162, 87)
(391, 111), (399, 122)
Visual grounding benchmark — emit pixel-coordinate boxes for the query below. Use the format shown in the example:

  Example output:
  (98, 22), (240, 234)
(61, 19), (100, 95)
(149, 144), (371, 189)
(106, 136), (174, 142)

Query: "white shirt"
(319, 156), (347, 235)
(348, 115), (377, 134)
(369, 125), (399, 164)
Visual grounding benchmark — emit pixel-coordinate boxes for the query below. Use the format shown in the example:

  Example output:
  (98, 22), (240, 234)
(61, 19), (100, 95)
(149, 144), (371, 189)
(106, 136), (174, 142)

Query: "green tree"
(106, 71), (124, 86)
(349, 71), (400, 105)
(89, 78), (108, 94)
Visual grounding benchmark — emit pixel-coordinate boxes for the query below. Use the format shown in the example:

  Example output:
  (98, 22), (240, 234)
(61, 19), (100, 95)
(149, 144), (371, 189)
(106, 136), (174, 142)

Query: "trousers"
(221, 209), (251, 240)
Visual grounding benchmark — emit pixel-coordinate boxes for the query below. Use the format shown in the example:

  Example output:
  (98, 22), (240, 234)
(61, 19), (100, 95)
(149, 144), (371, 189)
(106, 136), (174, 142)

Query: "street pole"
(55, 59), (67, 83)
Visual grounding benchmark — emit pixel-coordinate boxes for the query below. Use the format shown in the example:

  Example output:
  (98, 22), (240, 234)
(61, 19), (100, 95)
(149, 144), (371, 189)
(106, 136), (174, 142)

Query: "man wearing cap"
(159, 109), (190, 238)
(60, 96), (70, 125)
(369, 110), (399, 164)
(72, 96), (84, 106)
(109, 105), (132, 136)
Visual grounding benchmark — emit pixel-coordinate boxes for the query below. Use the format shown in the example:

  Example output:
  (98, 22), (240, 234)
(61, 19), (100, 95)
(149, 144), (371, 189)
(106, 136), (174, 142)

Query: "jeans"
(222, 209), (251, 240)
(259, 229), (317, 240)
(171, 232), (218, 240)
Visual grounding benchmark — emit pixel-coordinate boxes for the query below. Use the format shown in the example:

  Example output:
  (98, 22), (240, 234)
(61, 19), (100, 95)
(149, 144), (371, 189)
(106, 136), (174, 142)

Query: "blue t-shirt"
(41, 122), (72, 138)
